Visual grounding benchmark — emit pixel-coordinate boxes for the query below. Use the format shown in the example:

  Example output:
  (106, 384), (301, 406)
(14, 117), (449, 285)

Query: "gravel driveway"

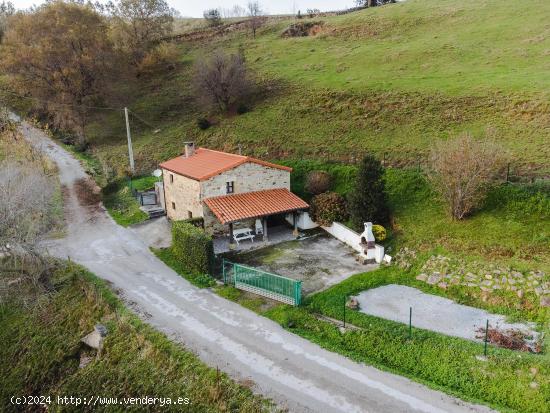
(356, 284), (539, 342)
(19, 118), (496, 413)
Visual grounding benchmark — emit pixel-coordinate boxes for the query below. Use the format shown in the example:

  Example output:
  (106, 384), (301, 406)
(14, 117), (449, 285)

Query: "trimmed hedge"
(172, 221), (214, 275)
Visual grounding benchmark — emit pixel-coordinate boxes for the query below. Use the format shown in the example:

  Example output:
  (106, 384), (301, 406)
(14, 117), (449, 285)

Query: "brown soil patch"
(74, 177), (101, 207)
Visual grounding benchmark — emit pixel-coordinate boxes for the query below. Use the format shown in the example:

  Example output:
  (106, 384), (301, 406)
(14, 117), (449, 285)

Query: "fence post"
(408, 307), (412, 339)
(222, 258), (226, 285)
(484, 319), (489, 356)
(506, 163), (510, 183)
(343, 295), (347, 328)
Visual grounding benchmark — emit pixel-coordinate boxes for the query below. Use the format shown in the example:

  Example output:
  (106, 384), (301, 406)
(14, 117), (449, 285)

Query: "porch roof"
(203, 188), (309, 224)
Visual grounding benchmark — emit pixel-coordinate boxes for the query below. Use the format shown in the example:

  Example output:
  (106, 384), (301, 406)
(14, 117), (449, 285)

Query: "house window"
(170, 174), (174, 183)
(172, 202), (176, 210)
(226, 181), (234, 194)
(188, 211), (193, 219)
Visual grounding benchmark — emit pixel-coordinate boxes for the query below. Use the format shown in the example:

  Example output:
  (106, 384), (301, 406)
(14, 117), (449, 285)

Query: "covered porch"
(204, 188), (309, 254)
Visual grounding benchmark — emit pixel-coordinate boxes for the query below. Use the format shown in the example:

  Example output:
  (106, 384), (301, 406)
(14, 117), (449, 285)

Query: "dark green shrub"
(197, 117), (211, 130)
(183, 216), (204, 228)
(172, 221), (214, 275)
(348, 154), (389, 231)
(305, 170), (332, 195)
(236, 103), (249, 114)
(309, 192), (348, 226)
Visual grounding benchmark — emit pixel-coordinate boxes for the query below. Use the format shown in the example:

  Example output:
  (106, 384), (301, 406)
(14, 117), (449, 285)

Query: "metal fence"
(223, 260), (302, 306)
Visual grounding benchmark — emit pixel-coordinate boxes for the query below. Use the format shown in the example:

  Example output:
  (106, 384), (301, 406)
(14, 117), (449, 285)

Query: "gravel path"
(19, 118), (496, 413)
(356, 285), (538, 342)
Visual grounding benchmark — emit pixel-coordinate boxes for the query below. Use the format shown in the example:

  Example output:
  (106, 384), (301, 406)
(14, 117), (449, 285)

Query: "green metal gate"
(223, 260), (302, 306)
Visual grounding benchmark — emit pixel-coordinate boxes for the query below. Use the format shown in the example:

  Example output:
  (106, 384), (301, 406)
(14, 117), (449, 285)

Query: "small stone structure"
(81, 324), (108, 357)
(323, 221), (386, 264)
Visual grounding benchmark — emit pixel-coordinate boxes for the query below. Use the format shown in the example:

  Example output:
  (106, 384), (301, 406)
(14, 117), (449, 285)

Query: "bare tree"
(221, 5), (246, 18)
(193, 50), (250, 112)
(427, 133), (507, 220)
(109, 0), (174, 64)
(0, 159), (58, 306)
(247, 1), (263, 38)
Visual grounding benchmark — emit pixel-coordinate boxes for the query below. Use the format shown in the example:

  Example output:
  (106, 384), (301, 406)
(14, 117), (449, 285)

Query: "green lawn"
(0, 263), (270, 413)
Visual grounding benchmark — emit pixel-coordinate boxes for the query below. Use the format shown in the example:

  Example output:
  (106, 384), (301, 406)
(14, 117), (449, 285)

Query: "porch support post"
(262, 217), (268, 243)
(229, 222), (235, 250)
(292, 211), (299, 237)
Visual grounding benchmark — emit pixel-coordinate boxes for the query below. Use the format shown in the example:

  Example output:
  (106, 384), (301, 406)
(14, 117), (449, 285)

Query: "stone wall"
(201, 162), (290, 199)
(162, 169), (202, 221)
(163, 161), (290, 231)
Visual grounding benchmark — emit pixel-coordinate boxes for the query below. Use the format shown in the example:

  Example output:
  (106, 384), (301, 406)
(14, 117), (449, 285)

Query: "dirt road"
(19, 118), (495, 413)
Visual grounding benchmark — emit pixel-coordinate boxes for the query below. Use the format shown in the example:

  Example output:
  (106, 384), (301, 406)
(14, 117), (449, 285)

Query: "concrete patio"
(213, 225), (298, 254)
(226, 232), (376, 294)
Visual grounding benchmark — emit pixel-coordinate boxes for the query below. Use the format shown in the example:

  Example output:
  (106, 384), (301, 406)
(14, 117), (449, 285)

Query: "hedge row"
(172, 221), (214, 275)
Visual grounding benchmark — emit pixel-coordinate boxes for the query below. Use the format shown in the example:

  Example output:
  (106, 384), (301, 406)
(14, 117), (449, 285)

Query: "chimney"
(183, 142), (195, 158)
(361, 222), (376, 248)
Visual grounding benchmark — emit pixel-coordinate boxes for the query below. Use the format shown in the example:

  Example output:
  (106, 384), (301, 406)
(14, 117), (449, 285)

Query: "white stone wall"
(322, 221), (385, 264)
(162, 169), (202, 221)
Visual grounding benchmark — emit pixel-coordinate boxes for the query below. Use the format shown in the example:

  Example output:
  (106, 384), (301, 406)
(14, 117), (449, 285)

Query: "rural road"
(18, 117), (496, 413)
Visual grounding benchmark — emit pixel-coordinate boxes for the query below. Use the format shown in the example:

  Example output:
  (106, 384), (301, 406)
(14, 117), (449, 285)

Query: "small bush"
(197, 117), (211, 130)
(305, 170), (331, 195)
(172, 221), (214, 275)
(309, 192), (348, 226)
(371, 224), (386, 242)
(236, 103), (249, 114)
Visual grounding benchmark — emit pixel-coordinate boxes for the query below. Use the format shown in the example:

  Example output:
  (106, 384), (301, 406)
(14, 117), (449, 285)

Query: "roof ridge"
(197, 147), (247, 160)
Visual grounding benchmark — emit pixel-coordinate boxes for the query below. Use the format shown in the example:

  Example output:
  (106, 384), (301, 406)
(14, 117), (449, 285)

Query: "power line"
(0, 87), (160, 131)
(0, 88), (122, 111)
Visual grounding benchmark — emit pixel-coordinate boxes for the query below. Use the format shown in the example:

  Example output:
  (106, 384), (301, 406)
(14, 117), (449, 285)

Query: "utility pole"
(124, 107), (135, 175)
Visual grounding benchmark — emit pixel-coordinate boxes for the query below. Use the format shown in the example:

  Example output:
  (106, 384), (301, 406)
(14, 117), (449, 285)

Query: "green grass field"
(0, 264), (269, 413)
(79, 0), (549, 178)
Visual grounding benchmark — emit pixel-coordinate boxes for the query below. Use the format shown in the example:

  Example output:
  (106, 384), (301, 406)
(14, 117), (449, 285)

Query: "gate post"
(294, 281), (302, 306)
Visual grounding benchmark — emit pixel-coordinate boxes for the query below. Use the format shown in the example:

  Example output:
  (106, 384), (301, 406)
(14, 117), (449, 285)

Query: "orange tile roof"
(159, 148), (292, 181)
(204, 189), (309, 224)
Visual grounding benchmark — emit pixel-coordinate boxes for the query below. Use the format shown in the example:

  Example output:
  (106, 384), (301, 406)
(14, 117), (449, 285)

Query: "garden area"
(145, 136), (549, 412)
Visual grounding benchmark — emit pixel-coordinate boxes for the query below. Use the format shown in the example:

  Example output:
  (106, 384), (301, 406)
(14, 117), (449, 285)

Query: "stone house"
(159, 143), (308, 242)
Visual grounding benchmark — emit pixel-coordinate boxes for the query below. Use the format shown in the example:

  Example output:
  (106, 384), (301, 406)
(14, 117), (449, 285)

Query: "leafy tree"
(0, 1), (115, 143)
(193, 50), (250, 112)
(348, 154), (389, 230)
(428, 133), (506, 220)
(109, 0), (174, 64)
(203, 8), (222, 27)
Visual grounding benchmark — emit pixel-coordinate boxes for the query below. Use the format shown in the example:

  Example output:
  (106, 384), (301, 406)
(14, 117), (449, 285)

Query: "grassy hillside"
(78, 0), (549, 177)
(0, 264), (270, 412)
